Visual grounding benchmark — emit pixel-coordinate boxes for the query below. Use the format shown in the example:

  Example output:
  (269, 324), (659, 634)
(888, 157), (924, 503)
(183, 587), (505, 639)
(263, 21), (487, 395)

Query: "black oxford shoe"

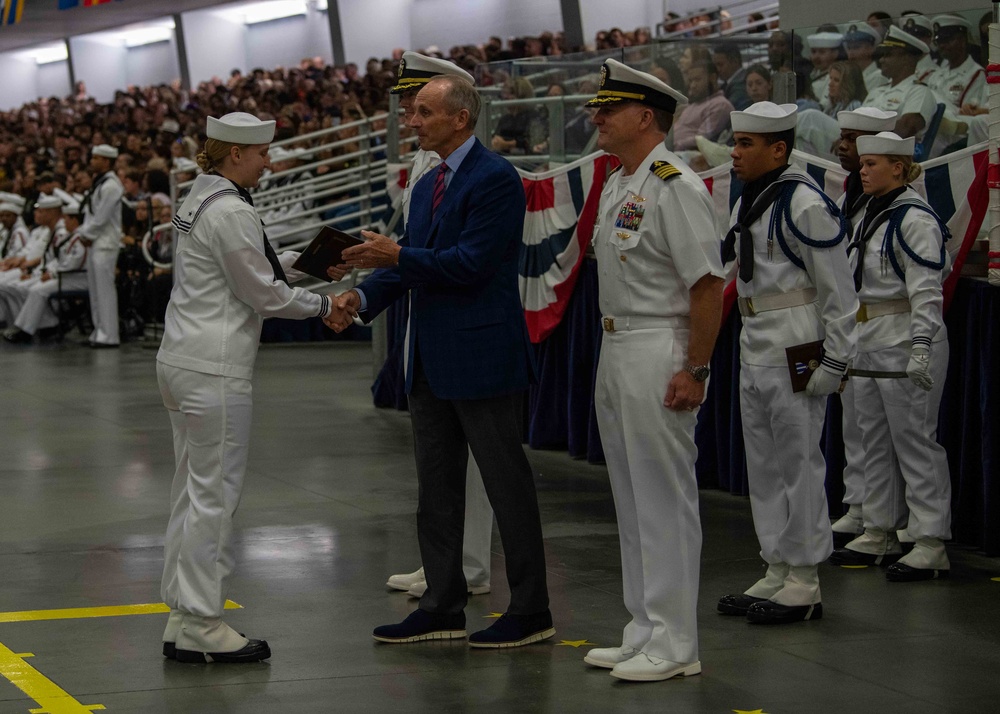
(174, 639), (271, 663)
(717, 593), (765, 616)
(885, 563), (949, 582)
(828, 548), (900, 567)
(746, 601), (823, 624)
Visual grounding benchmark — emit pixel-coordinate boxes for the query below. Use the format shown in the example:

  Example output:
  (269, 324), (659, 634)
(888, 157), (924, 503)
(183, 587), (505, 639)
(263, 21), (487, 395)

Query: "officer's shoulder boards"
(650, 160), (681, 182)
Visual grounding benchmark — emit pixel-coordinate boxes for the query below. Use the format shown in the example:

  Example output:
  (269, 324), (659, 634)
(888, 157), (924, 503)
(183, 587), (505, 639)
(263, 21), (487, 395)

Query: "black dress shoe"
(885, 563), (949, 582)
(165, 631), (245, 659)
(468, 610), (555, 648)
(174, 638), (271, 663)
(373, 608), (466, 643)
(828, 548), (901, 567)
(3, 329), (31, 344)
(717, 593), (766, 616)
(746, 601), (823, 624)
(89, 342), (120, 349)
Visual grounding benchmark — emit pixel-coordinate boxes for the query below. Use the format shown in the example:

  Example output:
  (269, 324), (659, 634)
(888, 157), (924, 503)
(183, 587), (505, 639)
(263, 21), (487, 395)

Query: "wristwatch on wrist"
(685, 363), (710, 382)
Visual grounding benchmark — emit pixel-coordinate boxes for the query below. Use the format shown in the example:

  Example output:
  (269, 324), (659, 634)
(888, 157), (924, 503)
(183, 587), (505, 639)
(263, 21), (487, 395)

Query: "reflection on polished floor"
(1, 340), (998, 714)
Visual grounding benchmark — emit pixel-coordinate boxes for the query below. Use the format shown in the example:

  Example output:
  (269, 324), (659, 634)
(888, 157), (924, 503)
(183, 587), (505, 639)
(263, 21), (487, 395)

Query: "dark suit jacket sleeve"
(355, 231), (409, 321)
(395, 164), (525, 287)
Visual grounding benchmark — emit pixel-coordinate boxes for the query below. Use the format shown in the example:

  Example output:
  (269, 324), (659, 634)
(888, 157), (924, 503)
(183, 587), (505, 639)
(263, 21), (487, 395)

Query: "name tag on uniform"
(615, 201), (645, 231)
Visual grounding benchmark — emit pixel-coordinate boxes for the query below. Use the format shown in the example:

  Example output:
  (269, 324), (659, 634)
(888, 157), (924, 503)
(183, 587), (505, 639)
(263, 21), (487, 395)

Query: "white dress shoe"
(610, 653), (702, 682)
(386, 567), (424, 591)
(406, 579), (491, 598)
(583, 645), (638, 669)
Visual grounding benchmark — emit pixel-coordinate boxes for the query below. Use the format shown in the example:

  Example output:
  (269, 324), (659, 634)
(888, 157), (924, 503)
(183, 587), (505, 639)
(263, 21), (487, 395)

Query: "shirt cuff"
(356, 288), (368, 312)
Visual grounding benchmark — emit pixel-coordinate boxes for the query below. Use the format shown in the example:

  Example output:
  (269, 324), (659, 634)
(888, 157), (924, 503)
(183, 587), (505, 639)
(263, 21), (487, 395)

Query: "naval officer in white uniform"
(378, 52), (495, 601)
(79, 144), (125, 347)
(156, 112), (343, 663)
(582, 58), (724, 682)
(716, 102), (857, 624)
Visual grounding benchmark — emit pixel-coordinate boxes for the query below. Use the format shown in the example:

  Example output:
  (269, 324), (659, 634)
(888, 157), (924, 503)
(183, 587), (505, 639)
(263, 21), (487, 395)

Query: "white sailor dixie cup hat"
(838, 107), (898, 132)
(806, 32), (844, 49)
(585, 58), (688, 113)
(0, 202), (21, 214)
(207, 112), (276, 145)
(0, 191), (26, 210)
(731, 101), (797, 133)
(391, 52), (475, 94)
(880, 25), (929, 55)
(62, 200), (81, 216)
(857, 131), (916, 156)
(92, 144), (119, 159)
(33, 194), (64, 210)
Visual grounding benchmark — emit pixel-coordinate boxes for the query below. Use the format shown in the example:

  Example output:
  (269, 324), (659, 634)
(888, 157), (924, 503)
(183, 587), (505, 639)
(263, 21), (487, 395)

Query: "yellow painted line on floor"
(0, 641), (105, 713)
(0, 600), (242, 624)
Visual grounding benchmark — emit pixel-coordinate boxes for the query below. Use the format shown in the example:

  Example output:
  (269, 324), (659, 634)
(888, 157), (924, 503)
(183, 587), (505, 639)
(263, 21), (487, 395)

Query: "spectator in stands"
(745, 64), (772, 103)
(928, 15), (985, 118)
(491, 78), (539, 155)
(713, 44), (751, 110)
(808, 32), (845, 111)
(768, 30), (805, 73)
(868, 11), (894, 40)
(845, 23), (890, 92)
(678, 45), (713, 78)
(672, 62), (734, 151)
(826, 61), (867, 115)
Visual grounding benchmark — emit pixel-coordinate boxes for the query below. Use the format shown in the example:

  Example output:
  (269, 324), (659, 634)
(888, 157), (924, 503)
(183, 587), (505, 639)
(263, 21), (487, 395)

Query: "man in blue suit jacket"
(332, 75), (554, 648)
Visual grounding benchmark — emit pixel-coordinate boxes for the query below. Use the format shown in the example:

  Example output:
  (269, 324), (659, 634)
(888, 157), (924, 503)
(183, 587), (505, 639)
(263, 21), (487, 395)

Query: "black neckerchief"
(219, 174), (288, 285)
(850, 185), (908, 291)
(842, 171), (869, 228)
(81, 172), (111, 216)
(729, 163), (789, 282)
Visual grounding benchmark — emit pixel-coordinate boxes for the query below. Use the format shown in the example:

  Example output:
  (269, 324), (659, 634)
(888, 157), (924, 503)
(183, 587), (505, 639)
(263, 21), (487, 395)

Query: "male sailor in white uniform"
(79, 144), (125, 347)
(716, 102), (858, 624)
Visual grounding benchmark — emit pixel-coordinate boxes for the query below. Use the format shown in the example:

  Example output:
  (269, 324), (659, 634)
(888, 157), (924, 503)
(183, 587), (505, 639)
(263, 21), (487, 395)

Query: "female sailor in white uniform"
(156, 112), (343, 663)
(829, 131), (952, 581)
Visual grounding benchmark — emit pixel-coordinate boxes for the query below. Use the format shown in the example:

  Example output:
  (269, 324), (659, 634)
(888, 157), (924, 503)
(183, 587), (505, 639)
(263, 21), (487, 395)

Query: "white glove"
(906, 346), (933, 391)
(805, 364), (843, 396)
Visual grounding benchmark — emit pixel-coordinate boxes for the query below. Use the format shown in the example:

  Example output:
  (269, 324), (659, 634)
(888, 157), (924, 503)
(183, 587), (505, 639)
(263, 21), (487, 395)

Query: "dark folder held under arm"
(291, 226), (364, 282)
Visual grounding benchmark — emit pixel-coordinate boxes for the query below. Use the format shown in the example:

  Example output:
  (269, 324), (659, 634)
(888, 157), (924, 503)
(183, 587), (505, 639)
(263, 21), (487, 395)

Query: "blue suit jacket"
(358, 138), (535, 400)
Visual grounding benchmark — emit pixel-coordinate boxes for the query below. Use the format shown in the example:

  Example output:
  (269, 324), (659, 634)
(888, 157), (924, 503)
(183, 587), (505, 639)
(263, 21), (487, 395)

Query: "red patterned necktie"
(431, 162), (447, 217)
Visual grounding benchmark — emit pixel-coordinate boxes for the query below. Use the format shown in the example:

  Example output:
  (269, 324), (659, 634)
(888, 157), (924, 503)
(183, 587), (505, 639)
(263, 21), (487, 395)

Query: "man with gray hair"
(330, 75), (554, 649)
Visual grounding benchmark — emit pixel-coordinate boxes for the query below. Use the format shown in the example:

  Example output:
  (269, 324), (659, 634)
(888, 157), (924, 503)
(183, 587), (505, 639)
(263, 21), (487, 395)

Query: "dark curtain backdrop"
(365, 266), (1000, 556)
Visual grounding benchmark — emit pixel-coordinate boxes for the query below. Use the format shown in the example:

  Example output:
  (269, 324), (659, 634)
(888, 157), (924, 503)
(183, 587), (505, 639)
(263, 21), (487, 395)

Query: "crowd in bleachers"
(0, 8), (994, 345)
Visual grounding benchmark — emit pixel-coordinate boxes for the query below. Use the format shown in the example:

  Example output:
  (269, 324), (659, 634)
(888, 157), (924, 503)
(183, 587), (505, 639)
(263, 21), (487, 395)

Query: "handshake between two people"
(322, 229), (401, 333)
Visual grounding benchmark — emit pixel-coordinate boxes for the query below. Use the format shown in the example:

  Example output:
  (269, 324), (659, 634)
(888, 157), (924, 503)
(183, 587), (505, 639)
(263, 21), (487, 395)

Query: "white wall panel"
(181, 8), (248, 85)
(338, 0), (411, 66)
(69, 35), (128, 104)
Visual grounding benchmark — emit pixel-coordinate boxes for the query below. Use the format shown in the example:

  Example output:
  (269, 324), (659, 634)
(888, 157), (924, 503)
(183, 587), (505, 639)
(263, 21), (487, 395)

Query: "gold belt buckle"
(856, 304), (869, 323)
(739, 297), (756, 317)
(602, 317), (615, 332)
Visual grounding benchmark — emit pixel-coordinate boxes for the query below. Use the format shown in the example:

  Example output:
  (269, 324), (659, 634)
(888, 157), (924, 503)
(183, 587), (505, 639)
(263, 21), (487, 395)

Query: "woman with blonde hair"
(157, 112), (349, 663)
(825, 61), (867, 116)
(829, 131), (953, 583)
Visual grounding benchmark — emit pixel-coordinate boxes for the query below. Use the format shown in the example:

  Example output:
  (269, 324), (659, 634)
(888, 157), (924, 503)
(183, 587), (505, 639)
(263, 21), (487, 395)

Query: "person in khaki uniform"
(581, 58), (724, 682)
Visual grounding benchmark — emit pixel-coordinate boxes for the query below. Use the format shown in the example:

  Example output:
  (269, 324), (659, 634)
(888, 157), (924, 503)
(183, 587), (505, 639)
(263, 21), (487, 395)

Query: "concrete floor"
(1, 338), (999, 714)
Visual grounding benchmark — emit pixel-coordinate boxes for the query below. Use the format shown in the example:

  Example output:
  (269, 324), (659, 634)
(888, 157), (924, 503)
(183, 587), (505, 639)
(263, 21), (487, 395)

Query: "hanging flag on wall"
(59, 0), (122, 9)
(515, 144), (988, 342)
(1, 0), (25, 25)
